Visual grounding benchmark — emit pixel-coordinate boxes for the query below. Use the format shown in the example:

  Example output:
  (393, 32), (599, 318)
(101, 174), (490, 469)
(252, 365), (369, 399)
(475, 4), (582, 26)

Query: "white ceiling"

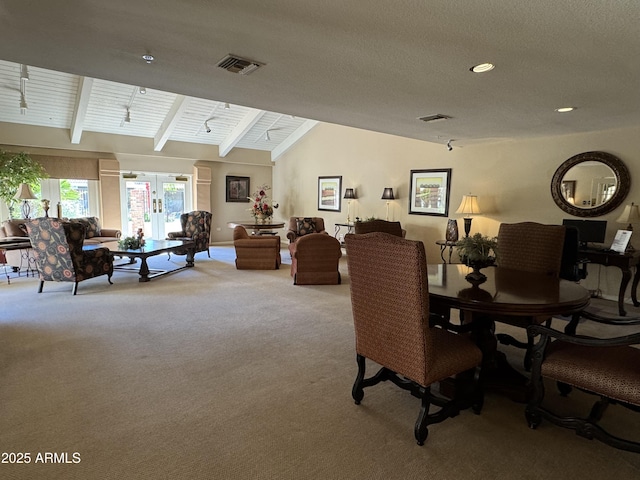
(1, 1), (640, 155)
(0, 60), (316, 159)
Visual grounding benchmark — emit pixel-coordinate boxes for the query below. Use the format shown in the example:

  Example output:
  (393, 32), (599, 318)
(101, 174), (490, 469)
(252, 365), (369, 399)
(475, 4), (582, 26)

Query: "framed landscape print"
(409, 169), (452, 216)
(226, 176), (250, 202)
(318, 176), (342, 212)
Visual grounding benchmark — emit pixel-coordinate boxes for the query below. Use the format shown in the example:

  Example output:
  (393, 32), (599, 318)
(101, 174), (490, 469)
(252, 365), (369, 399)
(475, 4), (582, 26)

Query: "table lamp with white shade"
(14, 183), (37, 219)
(456, 194), (481, 237)
(616, 202), (640, 231)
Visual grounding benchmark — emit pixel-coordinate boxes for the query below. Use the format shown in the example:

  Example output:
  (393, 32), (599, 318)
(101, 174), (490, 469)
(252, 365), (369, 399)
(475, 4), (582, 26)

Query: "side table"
(334, 223), (354, 244)
(435, 240), (458, 264)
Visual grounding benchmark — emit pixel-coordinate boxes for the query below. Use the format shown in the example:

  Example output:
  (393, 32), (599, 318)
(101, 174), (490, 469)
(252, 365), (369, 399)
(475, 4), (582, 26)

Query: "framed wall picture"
(318, 176), (342, 212)
(226, 176), (250, 202)
(409, 169), (452, 216)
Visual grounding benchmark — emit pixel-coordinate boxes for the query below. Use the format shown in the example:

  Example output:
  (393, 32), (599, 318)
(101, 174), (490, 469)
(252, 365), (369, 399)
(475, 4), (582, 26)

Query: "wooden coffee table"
(85, 239), (195, 282)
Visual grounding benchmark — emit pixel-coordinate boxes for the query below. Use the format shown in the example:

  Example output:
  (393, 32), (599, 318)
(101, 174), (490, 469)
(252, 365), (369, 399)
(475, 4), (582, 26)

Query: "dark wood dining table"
(427, 263), (591, 401)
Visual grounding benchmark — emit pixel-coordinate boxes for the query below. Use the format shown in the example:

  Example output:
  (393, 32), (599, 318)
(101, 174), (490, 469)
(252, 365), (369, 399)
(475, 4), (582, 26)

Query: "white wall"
(274, 122), (640, 302)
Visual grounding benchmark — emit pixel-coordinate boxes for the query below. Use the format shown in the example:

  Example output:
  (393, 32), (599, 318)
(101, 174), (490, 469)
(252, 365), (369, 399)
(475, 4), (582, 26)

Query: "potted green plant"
(0, 150), (49, 219)
(456, 233), (498, 283)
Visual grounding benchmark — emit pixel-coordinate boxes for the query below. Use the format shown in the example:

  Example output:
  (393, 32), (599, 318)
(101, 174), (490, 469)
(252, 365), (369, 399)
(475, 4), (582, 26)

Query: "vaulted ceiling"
(0, 60), (317, 161)
(1, 1), (639, 158)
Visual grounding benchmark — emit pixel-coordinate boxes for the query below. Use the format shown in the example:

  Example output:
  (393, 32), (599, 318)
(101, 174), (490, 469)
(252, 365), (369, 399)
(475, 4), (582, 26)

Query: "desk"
(428, 264), (590, 401)
(579, 248), (640, 316)
(227, 221), (285, 235)
(435, 240), (457, 263)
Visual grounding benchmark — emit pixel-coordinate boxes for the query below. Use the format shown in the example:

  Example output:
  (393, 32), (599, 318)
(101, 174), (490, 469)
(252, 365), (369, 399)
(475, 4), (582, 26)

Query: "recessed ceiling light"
(555, 107), (575, 113)
(142, 54), (155, 64)
(470, 63), (495, 73)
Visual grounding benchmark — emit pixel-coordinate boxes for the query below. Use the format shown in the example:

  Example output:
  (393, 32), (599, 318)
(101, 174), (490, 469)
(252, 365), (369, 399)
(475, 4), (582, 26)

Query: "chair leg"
(352, 354), (366, 404)
(414, 387), (432, 446)
(37, 280), (44, 293)
(72, 282), (79, 295)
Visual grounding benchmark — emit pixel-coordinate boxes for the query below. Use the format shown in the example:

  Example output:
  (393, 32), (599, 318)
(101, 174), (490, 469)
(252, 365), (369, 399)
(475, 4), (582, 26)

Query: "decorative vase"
(255, 213), (266, 224)
(464, 258), (495, 285)
(445, 219), (459, 242)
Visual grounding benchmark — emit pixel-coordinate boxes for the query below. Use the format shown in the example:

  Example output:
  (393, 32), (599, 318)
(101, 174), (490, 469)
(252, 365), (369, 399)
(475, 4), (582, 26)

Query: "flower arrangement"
(248, 184), (279, 221)
(118, 236), (142, 250)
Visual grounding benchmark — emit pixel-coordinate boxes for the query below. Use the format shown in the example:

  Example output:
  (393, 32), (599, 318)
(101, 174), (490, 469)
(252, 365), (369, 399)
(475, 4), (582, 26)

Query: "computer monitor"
(562, 219), (607, 247)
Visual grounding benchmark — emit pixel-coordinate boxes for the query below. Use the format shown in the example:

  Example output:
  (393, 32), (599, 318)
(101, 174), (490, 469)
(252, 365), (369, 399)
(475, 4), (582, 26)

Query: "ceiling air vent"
(418, 114), (451, 123)
(216, 54), (264, 75)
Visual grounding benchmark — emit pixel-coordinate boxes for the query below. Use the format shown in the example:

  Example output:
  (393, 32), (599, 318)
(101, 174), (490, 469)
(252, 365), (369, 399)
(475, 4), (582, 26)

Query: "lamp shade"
(343, 188), (356, 199)
(455, 195), (481, 215)
(14, 183), (37, 200)
(381, 188), (395, 200)
(616, 202), (640, 228)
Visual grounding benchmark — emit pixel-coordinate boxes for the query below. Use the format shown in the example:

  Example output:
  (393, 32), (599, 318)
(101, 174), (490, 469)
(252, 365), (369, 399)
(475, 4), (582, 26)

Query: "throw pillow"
(296, 218), (316, 236)
(74, 217), (101, 238)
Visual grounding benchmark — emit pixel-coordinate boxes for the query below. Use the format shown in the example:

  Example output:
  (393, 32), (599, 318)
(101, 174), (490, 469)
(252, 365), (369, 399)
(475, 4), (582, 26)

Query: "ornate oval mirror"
(551, 151), (630, 217)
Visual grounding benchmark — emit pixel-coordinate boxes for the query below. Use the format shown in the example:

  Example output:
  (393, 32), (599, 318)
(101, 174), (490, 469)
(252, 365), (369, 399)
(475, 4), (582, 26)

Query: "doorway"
(120, 174), (192, 239)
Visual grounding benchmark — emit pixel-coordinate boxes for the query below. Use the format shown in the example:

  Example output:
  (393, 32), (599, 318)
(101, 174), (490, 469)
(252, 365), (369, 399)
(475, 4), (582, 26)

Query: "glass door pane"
(161, 181), (186, 236)
(121, 174), (191, 239)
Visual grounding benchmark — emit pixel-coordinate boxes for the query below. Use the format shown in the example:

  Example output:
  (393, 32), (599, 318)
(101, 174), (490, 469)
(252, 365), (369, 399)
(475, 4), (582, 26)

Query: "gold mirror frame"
(551, 151), (630, 217)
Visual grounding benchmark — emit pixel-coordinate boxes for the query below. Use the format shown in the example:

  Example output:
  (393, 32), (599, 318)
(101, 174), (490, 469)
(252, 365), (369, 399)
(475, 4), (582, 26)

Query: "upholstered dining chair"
(26, 217), (114, 295)
(166, 210), (212, 258)
(232, 226), (281, 270)
(526, 317), (640, 452)
(494, 222), (567, 370)
(285, 217), (326, 244)
(345, 232), (483, 445)
(353, 219), (406, 237)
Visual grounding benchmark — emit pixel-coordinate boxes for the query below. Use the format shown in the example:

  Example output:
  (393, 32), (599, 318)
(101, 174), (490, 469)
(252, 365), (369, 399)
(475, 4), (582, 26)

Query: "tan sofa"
(0, 217), (121, 270)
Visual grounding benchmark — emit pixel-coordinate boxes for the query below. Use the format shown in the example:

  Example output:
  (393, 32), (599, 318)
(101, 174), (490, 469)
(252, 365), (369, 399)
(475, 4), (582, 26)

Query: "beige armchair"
(289, 232), (341, 285)
(286, 217), (326, 244)
(233, 226), (281, 270)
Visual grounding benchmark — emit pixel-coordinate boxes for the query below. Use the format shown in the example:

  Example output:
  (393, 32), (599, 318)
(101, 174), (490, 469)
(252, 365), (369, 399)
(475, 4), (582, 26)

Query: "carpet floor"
(0, 246), (639, 479)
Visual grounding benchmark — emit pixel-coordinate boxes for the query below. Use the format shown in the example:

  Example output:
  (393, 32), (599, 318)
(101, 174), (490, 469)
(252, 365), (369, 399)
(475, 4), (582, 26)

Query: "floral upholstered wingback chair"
(166, 211), (212, 257)
(26, 217), (114, 295)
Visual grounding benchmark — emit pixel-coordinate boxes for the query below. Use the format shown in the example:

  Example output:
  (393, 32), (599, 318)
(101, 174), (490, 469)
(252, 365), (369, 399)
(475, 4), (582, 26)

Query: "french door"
(120, 174), (191, 239)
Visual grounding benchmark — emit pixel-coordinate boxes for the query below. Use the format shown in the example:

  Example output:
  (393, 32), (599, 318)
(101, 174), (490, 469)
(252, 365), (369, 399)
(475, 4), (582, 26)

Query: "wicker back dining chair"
(495, 222), (567, 370)
(345, 232), (483, 445)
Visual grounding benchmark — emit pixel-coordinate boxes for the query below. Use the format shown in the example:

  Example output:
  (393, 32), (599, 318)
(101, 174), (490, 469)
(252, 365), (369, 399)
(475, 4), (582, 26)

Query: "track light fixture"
(224, 102), (230, 110)
(264, 130), (271, 141)
(205, 121), (211, 133)
(20, 93), (28, 114)
(20, 64), (30, 81)
(124, 108), (131, 123)
(139, 86), (147, 94)
(447, 139), (453, 151)
(19, 65), (29, 114)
